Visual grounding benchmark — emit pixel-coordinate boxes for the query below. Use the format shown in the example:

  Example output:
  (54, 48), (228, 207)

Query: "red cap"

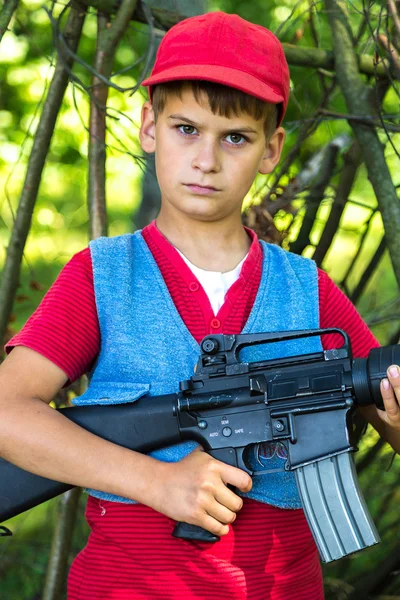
(142, 12), (290, 125)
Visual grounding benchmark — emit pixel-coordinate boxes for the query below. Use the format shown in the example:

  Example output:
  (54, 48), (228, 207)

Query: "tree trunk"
(42, 488), (82, 600)
(0, 1), (86, 349)
(88, 0), (138, 239)
(324, 0), (400, 288)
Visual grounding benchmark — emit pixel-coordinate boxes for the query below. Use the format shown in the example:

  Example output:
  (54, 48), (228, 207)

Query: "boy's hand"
(378, 365), (400, 431)
(151, 447), (252, 537)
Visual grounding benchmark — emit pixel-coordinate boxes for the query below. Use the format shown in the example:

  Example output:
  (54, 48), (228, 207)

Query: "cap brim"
(142, 64), (284, 106)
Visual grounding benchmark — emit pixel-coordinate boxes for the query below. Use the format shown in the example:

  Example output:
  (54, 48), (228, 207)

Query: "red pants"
(68, 496), (324, 600)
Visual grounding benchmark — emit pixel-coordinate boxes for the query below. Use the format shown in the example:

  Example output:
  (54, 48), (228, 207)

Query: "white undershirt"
(176, 250), (248, 315)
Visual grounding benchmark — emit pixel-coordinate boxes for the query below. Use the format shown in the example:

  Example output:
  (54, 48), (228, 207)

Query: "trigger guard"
(208, 447), (253, 475)
(234, 447), (253, 475)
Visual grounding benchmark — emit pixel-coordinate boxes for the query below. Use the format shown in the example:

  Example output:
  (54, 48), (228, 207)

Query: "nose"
(191, 137), (221, 173)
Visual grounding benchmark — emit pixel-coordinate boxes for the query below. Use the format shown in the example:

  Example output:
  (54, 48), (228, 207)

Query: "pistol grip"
(171, 447), (249, 543)
(172, 522), (219, 543)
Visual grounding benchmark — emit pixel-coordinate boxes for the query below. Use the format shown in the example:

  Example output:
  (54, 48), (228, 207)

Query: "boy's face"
(139, 88), (285, 225)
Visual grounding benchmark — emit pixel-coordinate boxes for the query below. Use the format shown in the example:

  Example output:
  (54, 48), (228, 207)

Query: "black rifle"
(0, 329), (398, 562)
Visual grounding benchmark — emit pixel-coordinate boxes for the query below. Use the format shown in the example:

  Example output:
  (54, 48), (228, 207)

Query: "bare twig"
(313, 141), (362, 267)
(307, 0), (330, 94)
(367, 314), (400, 326)
(0, 0), (19, 44)
(282, 41), (390, 77)
(290, 138), (343, 255)
(388, 0), (400, 42)
(0, 0), (86, 348)
(88, 13), (110, 240)
(340, 208), (377, 292)
(314, 74), (391, 268)
(46, 0), (155, 97)
(349, 236), (386, 305)
(317, 107), (400, 131)
(378, 32), (400, 74)
(274, 0), (315, 38)
(77, 0), (195, 29)
(325, 0), (400, 289)
(88, 0), (138, 239)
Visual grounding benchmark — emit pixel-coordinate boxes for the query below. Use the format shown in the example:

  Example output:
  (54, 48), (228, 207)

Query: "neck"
(155, 213), (251, 272)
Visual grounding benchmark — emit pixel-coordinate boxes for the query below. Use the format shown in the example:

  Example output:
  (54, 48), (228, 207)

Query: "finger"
(218, 463), (252, 493)
(386, 365), (400, 401)
(380, 377), (400, 426)
(215, 484), (244, 514)
(200, 513), (231, 537)
(205, 499), (237, 526)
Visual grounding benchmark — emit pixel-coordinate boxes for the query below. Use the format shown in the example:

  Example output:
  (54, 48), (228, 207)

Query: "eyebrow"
(167, 114), (259, 135)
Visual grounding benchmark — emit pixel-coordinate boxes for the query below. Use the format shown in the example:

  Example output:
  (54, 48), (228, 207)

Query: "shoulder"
(317, 268), (379, 357)
(65, 247), (92, 273)
(260, 242), (318, 285)
(260, 241), (315, 267)
(5, 247), (100, 382)
(88, 233), (145, 265)
(89, 232), (138, 252)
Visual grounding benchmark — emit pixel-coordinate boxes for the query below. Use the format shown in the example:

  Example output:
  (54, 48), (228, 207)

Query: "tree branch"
(324, 0), (400, 289)
(88, 0), (137, 240)
(290, 139), (341, 255)
(72, 0), (394, 78)
(388, 0), (400, 44)
(313, 141), (361, 267)
(349, 237), (386, 305)
(282, 42), (390, 77)
(316, 107), (400, 132)
(340, 209), (377, 292)
(314, 77), (391, 268)
(78, 0), (200, 28)
(0, 0), (19, 44)
(0, 1), (86, 346)
(42, 488), (82, 600)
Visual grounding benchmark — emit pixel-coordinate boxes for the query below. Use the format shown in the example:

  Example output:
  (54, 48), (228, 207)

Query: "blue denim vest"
(73, 231), (322, 509)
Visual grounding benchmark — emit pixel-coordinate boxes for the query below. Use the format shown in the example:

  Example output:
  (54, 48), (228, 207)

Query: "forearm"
(0, 391), (253, 537)
(0, 395), (165, 508)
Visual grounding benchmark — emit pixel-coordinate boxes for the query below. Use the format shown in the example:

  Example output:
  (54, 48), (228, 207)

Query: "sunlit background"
(1, 0), (399, 337)
(1, 1), (400, 597)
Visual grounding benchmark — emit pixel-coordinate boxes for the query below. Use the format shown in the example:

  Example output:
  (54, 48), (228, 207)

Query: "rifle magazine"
(295, 452), (380, 563)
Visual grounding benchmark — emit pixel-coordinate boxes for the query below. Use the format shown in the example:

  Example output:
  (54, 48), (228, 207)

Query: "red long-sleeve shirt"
(6, 222), (378, 379)
(6, 223), (379, 600)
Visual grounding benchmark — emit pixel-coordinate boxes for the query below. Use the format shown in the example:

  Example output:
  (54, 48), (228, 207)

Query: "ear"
(139, 101), (156, 153)
(258, 127), (286, 175)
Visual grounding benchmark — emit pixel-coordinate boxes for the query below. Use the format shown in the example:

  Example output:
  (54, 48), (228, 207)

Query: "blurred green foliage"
(1, 0), (399, 336)
(0, 0), (399, 598)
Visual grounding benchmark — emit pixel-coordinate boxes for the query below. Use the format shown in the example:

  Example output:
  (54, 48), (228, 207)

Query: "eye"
(177, 124), (197, 135)
(226, 133), (247, 145)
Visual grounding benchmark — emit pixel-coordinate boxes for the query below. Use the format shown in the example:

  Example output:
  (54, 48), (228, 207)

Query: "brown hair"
(151, 80), (279, 141)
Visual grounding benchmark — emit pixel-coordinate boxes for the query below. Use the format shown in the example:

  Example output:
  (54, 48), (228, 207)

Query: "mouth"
(184, 184), (221, 195)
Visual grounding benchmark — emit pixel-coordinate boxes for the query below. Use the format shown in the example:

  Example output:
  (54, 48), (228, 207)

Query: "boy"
(1, 11), (400, 600)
